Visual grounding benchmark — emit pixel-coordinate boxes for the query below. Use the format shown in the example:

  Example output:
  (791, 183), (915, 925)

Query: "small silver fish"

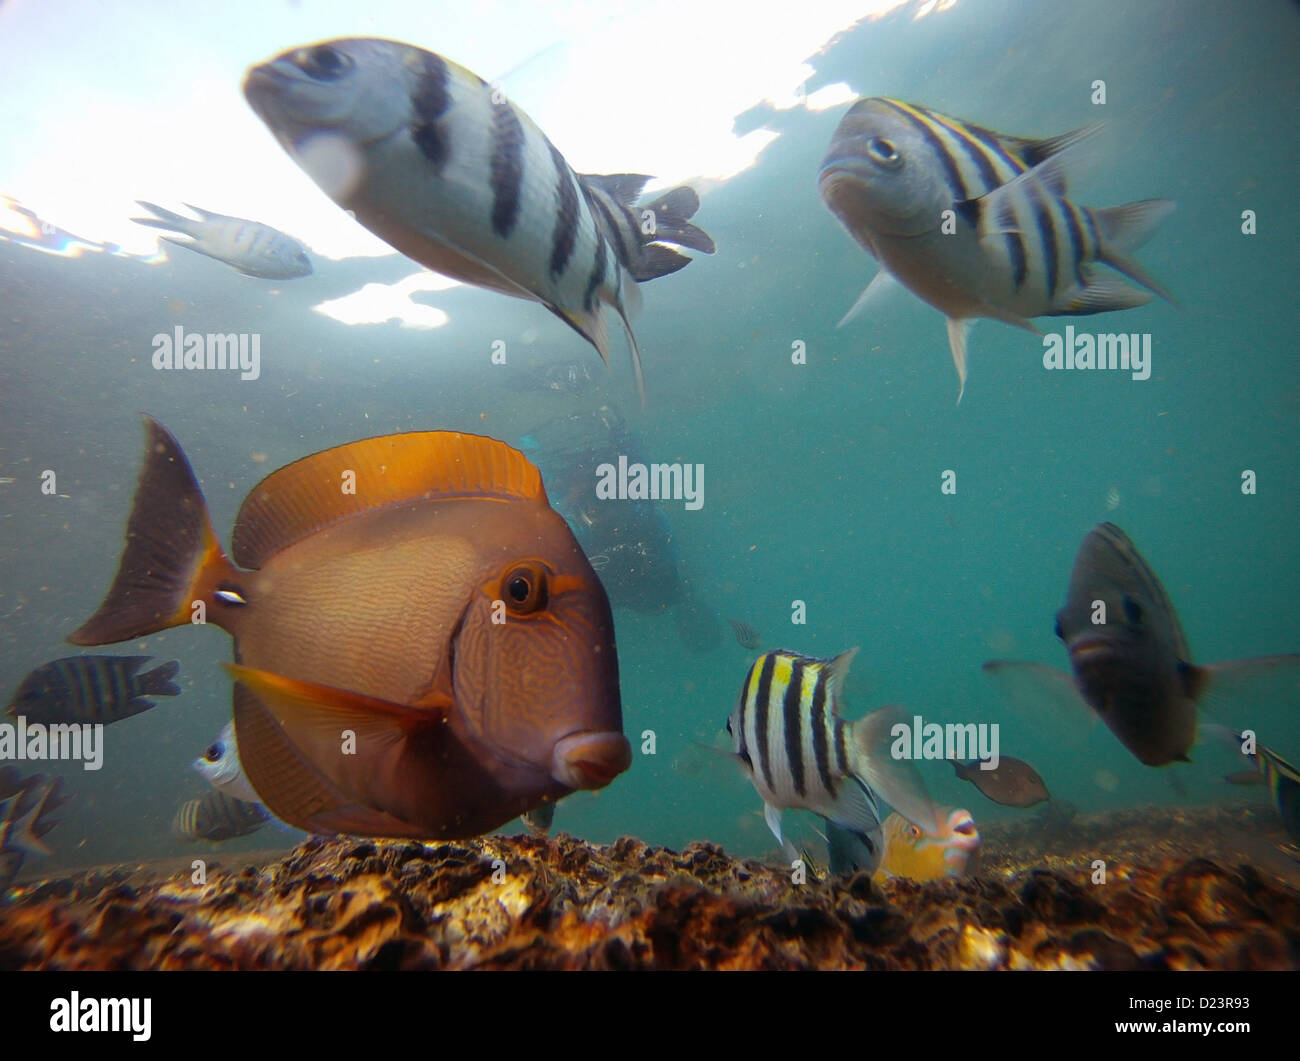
(192, 722), (261, 804)
(243, 38), (715, 403)
(132, 201), (312, 279)
(819, 98), (1174, 400)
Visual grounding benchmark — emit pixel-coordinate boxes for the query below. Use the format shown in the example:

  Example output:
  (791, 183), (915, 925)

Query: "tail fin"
(580, 174), (716, 282)
(850, 705), (941, 835)
(139, 659), (182, 698)
(131, 201), (197, 237)
(1092, 199), (1177, 305)
(69, 417), (238, 645)
(640, 186), (717, 256)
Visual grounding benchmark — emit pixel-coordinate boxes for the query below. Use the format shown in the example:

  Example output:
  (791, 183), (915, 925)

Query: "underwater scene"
(1, 0), (1298, 983)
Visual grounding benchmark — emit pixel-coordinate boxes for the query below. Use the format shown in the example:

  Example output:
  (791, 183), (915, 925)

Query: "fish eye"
(908, 825), (921, 840)
(299, 45), (352, 81)
(502, 562), (550, 615)
(867, 137), (902, 169)
(204, 742), (223, 762)
(1122, 595), (1143, 625)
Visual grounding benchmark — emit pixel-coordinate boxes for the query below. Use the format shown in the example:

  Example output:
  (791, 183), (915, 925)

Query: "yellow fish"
(874, 808), (981, 881)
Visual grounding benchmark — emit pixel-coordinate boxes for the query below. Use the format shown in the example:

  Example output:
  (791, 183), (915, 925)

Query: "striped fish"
(727, 648), (937, 874)
(7, 655), (181, 726)
(172, 789), (271, 843)
(132, 201), (312, 279)
(243, 38), (715, 404)
(819, 97), (1174, 401)
(1233, 735), (1300, 843)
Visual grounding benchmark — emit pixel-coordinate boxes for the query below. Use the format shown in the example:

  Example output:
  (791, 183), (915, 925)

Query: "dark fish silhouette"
(8, 655), (180, 725)
(985, 523), (1300, 767)
(952, 756), (1050, 807)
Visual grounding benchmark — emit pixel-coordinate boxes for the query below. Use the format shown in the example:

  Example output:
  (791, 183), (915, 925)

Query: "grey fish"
(728, 648), (938, 876)
(819, 98), (1174, 401)
(173, 789), (271, 843)
(985, 523), (1300, 766)
(8, 655), (180, 726)
(952, 756), (1050, 807)
(132, 201), (312, 279)
(243, 38), (715, 404)
(729, 619), (762, 651)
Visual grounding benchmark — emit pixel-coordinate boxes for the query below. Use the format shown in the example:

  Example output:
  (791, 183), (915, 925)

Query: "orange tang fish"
(71, 417), (630, 839)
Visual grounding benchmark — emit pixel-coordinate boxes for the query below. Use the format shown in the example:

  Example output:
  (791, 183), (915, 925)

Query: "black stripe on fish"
(754, 652), (777, 792)
(112, 660), (131, 719)
(584, 185), (635, 272)
(489, 103), (526, 240)
(921, 107), (1031, 290)
(835, 718), (850, 776)
(811, 668), (834, 797)
(411, 52), (452, 169)
(583, 231), (607, 312)
(83, 661), (104, 719)
(548, 142), (580, 278)
(1061, 198), (1089, 290)
(1027, 181), (1061, 302)
(880, 99), (968, 201)
(783, 658), (806, 797)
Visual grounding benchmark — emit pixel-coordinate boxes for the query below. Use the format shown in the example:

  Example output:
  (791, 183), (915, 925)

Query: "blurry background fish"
(7, 655), (180, 726)
(132, 201), (312, 279)
(516, 403), (723, 653)
(172, 788), (271, 843)
(0, 766), (70, 894)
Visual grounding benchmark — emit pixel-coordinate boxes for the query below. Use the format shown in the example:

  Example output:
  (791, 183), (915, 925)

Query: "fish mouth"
(1069, 636), (1116, 664)
(551, 731), (632, 790)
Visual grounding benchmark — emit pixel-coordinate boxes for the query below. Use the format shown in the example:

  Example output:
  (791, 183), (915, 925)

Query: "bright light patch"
(313, 270), (460, 328)
(806, 83), (859, 112)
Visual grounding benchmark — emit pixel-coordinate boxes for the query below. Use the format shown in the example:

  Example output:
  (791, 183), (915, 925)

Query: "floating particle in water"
(1094, 769), (1120, 792)
(1105, 486), (1121, 511)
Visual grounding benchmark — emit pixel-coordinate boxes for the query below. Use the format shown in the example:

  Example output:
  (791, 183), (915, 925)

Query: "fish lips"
(819, 164), (920, 242)
(550, 731), (632, 791)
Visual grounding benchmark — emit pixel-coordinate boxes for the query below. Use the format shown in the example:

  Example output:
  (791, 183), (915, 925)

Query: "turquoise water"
(1, 0), (1297, 875)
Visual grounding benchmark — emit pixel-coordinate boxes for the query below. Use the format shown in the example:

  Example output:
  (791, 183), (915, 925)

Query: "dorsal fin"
(231, 431), (547, 568)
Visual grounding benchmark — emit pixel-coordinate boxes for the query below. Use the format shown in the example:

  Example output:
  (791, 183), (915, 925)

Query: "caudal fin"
(1092, 199), (1177, 305)
(69, 417), (238, 645)
(850, 705), (941, 834)
(138, 659), (182, 699)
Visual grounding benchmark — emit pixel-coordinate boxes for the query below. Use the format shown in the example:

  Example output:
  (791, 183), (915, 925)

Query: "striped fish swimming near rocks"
(727, 648), (938, 875)
(819, 97), (1174, 401)
(244, 38), (715, 403)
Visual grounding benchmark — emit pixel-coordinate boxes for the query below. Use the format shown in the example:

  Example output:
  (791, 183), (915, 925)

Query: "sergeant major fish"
(819, 98), (1174, 401)
(7, 655), (180, 726)
(1225, 732), (1300, 842)
(132, 201), (312, 279)
(193, 722), (260, 804)
(985, 523), (1300, 767)
(70, 417), (630, 840)
(727, 648), (938, 876)
(243, 38), (716, 404)
(173, 789), (271, 843)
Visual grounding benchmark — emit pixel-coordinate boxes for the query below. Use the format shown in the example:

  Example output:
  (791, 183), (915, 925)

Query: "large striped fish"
(7, 655), (180, 726)
(243, 38), (715, 403)
(727, 648), (937, 874)
(173, 788), (271, 843)
(819, 97), (1174, 401)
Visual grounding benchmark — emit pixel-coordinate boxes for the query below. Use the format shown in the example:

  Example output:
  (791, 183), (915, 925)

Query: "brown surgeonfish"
(985, 522), (1300, 767)
(952, 756), (1050, 807)
(71, 417), (630, 840)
